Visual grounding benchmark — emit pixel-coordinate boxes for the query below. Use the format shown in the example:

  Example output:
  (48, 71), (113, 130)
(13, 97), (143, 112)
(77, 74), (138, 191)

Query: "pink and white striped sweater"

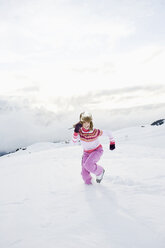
(72, 127), (115, 153)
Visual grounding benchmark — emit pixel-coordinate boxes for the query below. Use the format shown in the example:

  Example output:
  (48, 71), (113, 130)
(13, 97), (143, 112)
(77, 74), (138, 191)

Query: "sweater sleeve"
(99, 129), (115, 144)
(72, 132), (80, 144)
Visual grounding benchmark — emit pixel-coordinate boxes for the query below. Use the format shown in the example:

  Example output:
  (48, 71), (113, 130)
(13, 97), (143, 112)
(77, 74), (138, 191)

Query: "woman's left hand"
(109, 142), (115, 150)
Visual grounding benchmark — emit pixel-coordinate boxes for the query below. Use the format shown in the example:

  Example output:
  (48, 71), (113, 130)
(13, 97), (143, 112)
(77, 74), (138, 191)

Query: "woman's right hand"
(74, 122), (82, 133)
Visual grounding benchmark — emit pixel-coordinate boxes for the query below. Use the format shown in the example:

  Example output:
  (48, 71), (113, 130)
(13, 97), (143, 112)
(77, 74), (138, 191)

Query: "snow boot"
(96, 169), (105, 183)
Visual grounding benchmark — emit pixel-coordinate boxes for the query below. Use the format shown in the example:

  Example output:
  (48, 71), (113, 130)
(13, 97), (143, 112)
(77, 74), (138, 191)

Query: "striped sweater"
(72, 127), (115, 152)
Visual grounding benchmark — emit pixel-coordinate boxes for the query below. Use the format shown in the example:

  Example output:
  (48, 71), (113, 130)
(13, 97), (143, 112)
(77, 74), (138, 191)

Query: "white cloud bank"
(0, 85), (164, 154)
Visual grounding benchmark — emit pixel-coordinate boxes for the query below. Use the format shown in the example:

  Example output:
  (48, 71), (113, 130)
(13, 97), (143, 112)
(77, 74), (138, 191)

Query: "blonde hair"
(73, 112), (94, 131)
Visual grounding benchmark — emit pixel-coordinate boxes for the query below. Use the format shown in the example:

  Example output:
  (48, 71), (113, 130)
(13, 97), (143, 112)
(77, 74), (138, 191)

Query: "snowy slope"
(0, 125), (165, 248)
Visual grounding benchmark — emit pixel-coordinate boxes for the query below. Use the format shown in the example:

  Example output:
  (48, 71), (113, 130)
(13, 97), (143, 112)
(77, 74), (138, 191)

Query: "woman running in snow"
(72, 112), (115, 185)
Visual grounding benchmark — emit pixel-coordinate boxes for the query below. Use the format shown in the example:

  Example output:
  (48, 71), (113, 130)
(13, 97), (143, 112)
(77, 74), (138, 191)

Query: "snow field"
(0, 125), (165, 248)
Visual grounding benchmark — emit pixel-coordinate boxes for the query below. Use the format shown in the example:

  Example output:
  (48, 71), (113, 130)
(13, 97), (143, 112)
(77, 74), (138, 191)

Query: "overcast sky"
(0, 0), (165, 152)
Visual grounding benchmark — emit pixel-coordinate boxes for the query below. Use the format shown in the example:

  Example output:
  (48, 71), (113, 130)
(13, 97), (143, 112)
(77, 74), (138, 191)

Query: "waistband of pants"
(84, 144), (103, 153)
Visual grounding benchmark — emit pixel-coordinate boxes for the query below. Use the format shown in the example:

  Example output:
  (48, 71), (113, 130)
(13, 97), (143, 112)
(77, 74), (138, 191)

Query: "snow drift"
(0, 124), (165, 248)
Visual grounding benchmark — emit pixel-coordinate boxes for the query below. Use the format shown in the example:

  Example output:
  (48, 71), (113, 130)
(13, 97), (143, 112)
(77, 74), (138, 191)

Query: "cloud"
(142, 48), (164, 64)
(0, 0), (135, 60)
(17, 86), (40, 93)
(0, 84), (165, 154)
(49, 85), (165, 112)
(1, 103), (164, 155)
(72, 62), (116, 74)
(0, 0), (165, 97)
(0, 97), (70, 153)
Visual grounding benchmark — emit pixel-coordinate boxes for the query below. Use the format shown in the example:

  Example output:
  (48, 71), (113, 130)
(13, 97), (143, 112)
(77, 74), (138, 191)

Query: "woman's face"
(82, 121), (90, 130)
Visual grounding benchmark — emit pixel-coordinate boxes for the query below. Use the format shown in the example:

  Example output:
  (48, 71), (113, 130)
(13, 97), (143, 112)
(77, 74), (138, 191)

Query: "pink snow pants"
(81, 146), (104, 184)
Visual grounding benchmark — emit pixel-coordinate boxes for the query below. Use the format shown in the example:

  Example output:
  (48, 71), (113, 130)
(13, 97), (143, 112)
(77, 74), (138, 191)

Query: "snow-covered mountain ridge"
(0, 124), (165, 248)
